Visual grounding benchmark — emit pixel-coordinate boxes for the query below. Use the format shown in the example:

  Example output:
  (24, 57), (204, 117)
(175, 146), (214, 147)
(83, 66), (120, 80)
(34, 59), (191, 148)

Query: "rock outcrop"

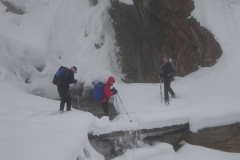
(109, 0), (222, 82)
(186, 123), (240, 152)
(163, 123), (240, 152)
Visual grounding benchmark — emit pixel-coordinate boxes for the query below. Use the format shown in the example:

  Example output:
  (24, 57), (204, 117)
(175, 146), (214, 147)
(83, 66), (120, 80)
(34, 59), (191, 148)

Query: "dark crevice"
(0, 0), (24, 15)
(35, 64), (46, 72)
(89, 0), (98, 7)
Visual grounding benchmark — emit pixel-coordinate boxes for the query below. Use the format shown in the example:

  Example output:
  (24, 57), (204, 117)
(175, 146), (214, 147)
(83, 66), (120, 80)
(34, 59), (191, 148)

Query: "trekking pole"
(117, 94), (132, 122)
(77, 95), (81, 110)
(159, 76), (163, 103)
(114, 95), (120, 114)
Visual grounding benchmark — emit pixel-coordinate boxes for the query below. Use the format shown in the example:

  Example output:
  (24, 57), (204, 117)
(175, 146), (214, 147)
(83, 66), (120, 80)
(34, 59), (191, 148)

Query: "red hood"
(105, 76), (115, 86)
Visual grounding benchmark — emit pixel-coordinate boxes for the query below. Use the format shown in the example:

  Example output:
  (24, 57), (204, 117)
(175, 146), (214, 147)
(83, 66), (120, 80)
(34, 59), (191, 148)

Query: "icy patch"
(119, 0), (134, 5)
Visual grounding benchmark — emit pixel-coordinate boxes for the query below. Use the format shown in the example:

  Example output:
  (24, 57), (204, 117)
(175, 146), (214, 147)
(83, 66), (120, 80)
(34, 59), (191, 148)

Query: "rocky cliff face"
(109, 0), (222, 82)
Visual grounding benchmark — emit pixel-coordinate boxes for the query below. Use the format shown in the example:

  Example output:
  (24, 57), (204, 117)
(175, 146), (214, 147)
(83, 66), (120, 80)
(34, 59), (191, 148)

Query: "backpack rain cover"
(93, 82), (105, 101)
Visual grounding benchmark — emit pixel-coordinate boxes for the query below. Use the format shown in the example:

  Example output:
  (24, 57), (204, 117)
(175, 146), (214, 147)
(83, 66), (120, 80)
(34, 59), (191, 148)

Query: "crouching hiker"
(160, 55), (176, 106)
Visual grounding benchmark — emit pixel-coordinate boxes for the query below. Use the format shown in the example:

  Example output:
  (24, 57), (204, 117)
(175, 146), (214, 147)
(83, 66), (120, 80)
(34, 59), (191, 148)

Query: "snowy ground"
(113, 143), (240, 160)
(0, 0), (240, 160)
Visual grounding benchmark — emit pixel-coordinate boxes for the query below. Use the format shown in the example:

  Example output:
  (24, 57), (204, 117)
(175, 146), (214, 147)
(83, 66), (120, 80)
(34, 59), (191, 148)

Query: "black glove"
(159, 73), (164, 77)
(111, 87), (116, 92)
(111, 87), (118, 95)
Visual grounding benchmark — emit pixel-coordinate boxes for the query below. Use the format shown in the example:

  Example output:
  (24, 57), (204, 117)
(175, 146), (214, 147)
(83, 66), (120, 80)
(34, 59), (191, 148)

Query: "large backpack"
(52, 66), (69, 86)
(169, 58), (178, 76)
(93, 82), (105, 102)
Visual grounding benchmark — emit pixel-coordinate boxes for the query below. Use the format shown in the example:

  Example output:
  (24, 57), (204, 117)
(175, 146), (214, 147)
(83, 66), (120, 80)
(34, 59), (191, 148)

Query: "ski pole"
(117, 93), (132, 122)
(77, 95), (81, 110)
(159, 76), (163, 103)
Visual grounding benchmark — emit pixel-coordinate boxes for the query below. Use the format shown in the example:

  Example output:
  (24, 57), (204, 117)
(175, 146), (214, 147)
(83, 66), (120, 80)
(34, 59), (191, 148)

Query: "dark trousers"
(164, 78), (175, 101)
(57, 87), (71, 111)
(101, 102), (109, 115)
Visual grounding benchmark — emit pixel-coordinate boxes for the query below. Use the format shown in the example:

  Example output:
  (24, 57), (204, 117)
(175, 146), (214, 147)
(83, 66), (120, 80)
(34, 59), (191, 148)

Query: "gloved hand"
(113, 89), (118, 95)
(159, 73), (164, 77)
(111, 87), (118, 95)
(111, 87), (116, 92)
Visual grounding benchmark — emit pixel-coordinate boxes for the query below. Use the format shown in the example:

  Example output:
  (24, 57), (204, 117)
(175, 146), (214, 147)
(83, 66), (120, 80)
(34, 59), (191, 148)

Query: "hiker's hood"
(105, 76), (115, 86)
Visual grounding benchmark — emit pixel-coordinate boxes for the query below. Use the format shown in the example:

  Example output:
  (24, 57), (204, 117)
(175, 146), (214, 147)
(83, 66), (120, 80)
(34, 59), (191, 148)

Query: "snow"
(0, 0), (240, 160)
(113, 143), (240, 160)
(119, 0), (134, 5)
(0, 0), (122, 99)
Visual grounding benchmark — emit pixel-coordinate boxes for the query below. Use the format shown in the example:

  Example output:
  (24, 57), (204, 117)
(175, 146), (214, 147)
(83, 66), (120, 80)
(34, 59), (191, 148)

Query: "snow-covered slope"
(0, 0), (121, 99)
(1, 0), (240, 160)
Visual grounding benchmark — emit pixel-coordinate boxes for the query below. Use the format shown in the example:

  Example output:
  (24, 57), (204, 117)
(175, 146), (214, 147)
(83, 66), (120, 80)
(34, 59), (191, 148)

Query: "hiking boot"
(66, 109), (71, 111)
(165, 100), (170, 106)
(58, 110), (64, 114)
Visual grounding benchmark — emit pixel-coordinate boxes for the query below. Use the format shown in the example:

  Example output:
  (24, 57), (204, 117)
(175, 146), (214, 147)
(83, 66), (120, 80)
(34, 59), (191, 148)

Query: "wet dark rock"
(109, 0), (222, 82)
(1, 1), (25, 15)
(71, 97), (118, 120)
(185, 123), (240, 152)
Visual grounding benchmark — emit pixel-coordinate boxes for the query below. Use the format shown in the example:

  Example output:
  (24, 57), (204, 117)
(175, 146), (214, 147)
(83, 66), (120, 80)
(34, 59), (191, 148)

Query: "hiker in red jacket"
(101, 76), (117, 116)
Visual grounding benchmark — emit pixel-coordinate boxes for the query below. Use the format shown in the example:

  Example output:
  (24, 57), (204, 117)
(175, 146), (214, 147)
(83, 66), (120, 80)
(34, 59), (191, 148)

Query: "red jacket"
(101, 76), (115, 103)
